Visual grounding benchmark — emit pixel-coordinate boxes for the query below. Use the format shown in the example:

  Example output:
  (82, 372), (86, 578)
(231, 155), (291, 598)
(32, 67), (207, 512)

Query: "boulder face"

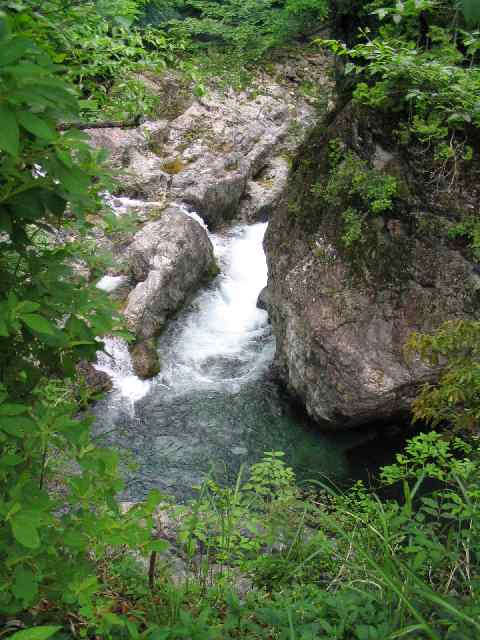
(125, 207), (215, 340)
(76, 361), (113, 396)
(86, 122), (171, 200)
(265, 103), (480, 429)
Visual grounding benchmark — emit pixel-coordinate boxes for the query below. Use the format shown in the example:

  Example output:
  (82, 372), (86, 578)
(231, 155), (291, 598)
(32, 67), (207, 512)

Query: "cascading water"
(93, 212), (362, 500)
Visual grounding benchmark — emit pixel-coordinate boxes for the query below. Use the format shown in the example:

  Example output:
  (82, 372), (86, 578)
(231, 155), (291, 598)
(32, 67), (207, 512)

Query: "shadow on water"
(93, 217), (413, 502)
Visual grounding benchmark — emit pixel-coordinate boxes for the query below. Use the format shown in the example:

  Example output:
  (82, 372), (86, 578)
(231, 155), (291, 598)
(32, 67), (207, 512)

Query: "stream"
(93, 215), (372, 501)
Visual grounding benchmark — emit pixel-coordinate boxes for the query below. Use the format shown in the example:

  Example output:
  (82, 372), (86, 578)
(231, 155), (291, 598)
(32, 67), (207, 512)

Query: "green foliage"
(0, 12), (165, 637)
(407, 320), (480, 433)
(167, 0), (328, 70)
(107, 438), (480, 640)
(312, 145), (398, 247)
(2, 1), (480, 638)
(320, 1), (480, 173)
(459, 0), (480, 26)
(171, 452), (300, 579)
(7, 0), (186, 122)
(447, 218), (480, 261)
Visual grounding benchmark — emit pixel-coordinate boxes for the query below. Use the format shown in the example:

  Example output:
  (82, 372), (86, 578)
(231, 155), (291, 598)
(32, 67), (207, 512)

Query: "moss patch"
(161, 158), (186, 175)
(203, 258), (221, 283)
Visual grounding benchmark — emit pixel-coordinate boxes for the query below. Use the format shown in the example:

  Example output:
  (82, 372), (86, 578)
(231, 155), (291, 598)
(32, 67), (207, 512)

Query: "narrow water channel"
(93, 217), (370, 501)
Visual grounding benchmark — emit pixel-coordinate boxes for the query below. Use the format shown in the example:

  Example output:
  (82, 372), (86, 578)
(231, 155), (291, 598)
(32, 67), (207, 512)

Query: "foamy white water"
(92, 216), (355, 501)
(96, 337), (151, 409)
(162, 222), (271, 390)
(103, 193), (164, 216)
(96, 275), (127, 293)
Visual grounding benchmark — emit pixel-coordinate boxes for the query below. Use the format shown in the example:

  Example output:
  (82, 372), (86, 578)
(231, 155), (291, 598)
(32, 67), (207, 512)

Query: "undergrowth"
(13, 436), (479, 639)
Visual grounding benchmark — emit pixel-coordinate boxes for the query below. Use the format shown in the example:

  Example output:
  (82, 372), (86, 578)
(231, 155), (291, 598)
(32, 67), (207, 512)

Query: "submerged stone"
(130, 339), (161, 380)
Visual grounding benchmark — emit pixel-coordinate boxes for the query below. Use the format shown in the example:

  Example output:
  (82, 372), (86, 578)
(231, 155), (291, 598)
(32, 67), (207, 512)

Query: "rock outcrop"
(76, 361), (113, 396)
(87, 50), (331, 227)
(124, 207), (215, 340)
(265, 102), (480, 429)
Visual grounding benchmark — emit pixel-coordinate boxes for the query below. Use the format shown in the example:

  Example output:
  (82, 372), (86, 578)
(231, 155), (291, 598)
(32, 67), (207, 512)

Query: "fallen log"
(58, 117), (142, 131)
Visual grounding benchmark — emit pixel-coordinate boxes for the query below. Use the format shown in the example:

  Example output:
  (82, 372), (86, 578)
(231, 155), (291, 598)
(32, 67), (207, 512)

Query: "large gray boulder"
(124, 208), (215, 340)
(265, 102), (480, 429)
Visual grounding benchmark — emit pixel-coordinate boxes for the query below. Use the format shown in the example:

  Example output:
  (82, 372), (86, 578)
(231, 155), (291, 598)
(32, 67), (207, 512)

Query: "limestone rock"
(239, 156), (290, 222)
(87, 53), (332, 225)
(86, 121), (171, 201)
(125, 208), (215, 340)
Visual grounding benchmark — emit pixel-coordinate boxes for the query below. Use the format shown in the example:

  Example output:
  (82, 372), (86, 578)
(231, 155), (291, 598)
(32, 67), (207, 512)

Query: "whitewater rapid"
(95, 220), (272, 404)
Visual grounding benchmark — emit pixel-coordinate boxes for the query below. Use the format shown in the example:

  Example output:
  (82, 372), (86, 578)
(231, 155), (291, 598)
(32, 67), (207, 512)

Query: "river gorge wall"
(264, 101), (480, 429)
(87, 48), (331, 380)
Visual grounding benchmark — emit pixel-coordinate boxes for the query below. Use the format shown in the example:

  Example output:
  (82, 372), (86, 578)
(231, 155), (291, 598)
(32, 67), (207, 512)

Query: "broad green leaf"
(102, 612), (125, 627)
(7, 187), (45, 220)
(10, 627), (61, 640)
(56, 148), (73, 168)
(17, 300), (41, 313)
(0, 315), (8, 336)
(63, 529), (85, 549)
(1, 417), (26, 437)
(147, 539), (169, 553)
(7, 188), (45, 220)
(0, 416), (36, 437)
(56, 166), (91, 195)
(1, 453), (23, 466)
(0, 36), (33, 66)
(12, 567), (39, 605)
(41, 191), (67, 216)
(11, 515), (41, 549)
(0, 403), (28, 416)
(4, 62), (49, 77)
(0, 104), (19, 156)
(17, 111), (57, 142)
(21, 314), (55, 335)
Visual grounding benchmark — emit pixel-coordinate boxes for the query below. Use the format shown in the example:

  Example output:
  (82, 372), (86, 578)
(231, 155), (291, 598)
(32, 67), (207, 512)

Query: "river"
(93, 214), (372, 501)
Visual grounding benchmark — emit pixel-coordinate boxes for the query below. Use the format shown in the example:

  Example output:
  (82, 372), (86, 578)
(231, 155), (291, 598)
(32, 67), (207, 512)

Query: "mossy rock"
(161, 158), (186, 175)
(204, 258), (221, 283)
(130, 339), (161, 380)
